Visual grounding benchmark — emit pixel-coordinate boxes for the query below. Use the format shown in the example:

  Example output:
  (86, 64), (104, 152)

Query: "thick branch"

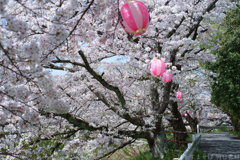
(39, 112), (148, 139)
(165, 16), (185, 38)
(78, 50), (126, 109)
(150, 80), (160, 111)
(186, 0), (218, 38)
(88, 88), (147, 127)
(51, 59), (85, 67)
(42, 63), (76, 72)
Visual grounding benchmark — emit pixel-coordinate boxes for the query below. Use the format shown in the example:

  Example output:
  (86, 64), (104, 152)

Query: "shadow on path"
(198, 132), (240, 160)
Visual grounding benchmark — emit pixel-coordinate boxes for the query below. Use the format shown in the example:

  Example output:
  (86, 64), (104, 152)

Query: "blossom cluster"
(48, 24), (69, 44)
(0, 0), (7, 15)
(5, 15), (28, 39)
(22, 41), (40, 62)
(0, 0), (236, 159)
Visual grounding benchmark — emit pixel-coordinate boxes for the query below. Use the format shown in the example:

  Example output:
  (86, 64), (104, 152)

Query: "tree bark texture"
(147, 122), (168, 159)
(185, 112), (198, 133)
(233, 120), (239, 132)
(168, 101), (188, 147)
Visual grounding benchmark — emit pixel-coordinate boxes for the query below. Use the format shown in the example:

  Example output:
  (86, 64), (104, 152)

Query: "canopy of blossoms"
(0, 0), (236, 159)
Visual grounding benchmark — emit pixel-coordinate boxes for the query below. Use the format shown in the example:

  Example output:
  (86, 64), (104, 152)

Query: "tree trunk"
(147, 122), (168, 159)
(185, 114), (198, 133)
(188, 118), (198, 133)
(233, 120), (239, 132)
(172, 119), (188, 147)
(167, 101), (188, 147)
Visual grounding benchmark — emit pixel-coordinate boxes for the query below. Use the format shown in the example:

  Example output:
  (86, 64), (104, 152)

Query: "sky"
(50, 55), (129, 76)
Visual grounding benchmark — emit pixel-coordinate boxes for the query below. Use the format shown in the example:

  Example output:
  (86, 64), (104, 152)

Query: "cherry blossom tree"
(163, 67), (229, 139)
(0, 0), (235, 159)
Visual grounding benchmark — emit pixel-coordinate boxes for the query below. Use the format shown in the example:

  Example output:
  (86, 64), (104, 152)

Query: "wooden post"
(178, 133), (181, 146)
(198, 108), (202, 133)
(177, 133), (179, 147)
(173, 132), (175, 146)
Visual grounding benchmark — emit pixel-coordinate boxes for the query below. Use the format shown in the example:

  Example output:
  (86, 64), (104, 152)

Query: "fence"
(165, 130), (196, 146)
(178, 133), (201, 160)
(173, 125), (201, 160)
(173, 124), (233, 160)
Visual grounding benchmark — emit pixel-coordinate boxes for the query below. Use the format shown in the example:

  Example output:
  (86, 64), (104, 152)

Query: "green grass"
(229, 130), (240, 138)
(127, 131), (206, 160)
(192, 148), (208, 160)
(210, 128), (232, 132)
(200, 125), (240, 139)
(127, 142), (186, 160)
(201, 124), (233, 133)
(126, 129), (207, 160)
(104, 129), (207, 160)
(127, 141), (207, 160)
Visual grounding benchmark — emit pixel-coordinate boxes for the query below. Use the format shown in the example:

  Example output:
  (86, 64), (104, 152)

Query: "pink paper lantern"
(178, 98), (184, 103)
(162, 70), (172, 83)
(181, 113), (183, 116)
(185, 114), (187, 117)
(176, 91), (183, 99)
(149, 58), (165, 77)
(119, 0), (150, 36)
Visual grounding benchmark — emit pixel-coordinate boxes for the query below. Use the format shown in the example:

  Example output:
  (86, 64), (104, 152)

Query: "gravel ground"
(198, 132), (240, 160)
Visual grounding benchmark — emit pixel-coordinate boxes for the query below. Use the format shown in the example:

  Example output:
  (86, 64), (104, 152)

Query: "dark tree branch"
(165, 16), (185, 38)
(150, 80), (160, 111)
(39, 111), (148, 139)
(186, 0), (218, 38)
(87, 87), (148, 127)
(78, 50), (126, 109)
(41, 0), (95, 62)
(42, 63), (76, 72)
(51, 59), (85, 67)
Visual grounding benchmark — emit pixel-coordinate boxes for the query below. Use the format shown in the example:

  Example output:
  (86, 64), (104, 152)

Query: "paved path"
(198, 132), (240, 160)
